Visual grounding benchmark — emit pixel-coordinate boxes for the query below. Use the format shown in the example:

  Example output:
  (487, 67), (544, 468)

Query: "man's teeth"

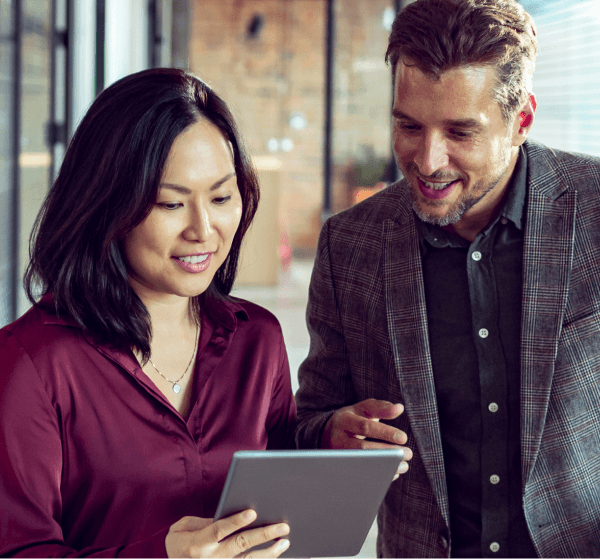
(422, 179), (457, 190)
(178, 254), (209, 264)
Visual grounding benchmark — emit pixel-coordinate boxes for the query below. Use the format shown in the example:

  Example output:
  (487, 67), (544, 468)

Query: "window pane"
(332, 1), (396, 212)
(521, 0), (600, 157)
(19, 0), (52, 316)
(0, 0), (14, 326)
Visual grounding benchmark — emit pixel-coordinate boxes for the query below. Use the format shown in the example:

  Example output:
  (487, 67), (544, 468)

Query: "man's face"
(392, 61), (524, 228)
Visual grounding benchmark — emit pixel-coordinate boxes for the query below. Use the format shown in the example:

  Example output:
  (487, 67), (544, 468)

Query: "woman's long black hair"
(24, 68), (259, 361)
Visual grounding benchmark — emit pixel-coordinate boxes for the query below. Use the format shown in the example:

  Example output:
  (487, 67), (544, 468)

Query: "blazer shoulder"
(525, 141), (600, 199)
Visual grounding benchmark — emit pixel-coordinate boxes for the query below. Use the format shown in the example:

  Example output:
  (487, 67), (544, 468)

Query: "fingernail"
(400, 461), (409, 473)
(243, 510), (256, 520)
(278, 524), (290, 535)
(278, 539), (290, 550)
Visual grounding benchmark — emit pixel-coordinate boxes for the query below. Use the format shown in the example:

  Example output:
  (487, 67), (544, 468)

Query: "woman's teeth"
(421, 179), (457, 190)
(178, 254), (209, 264)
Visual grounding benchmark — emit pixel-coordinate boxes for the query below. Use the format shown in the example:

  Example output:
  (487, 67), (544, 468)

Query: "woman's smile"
(172, 253), (212, 273)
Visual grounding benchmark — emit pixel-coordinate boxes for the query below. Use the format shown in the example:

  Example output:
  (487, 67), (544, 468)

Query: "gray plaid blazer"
(295, 141), (600, 557)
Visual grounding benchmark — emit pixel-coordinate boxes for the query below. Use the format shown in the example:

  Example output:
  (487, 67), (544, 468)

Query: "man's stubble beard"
(404, 142), (515, 227)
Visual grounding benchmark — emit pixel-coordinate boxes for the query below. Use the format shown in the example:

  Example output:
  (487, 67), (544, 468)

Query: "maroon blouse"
(0, 294), (296, 557)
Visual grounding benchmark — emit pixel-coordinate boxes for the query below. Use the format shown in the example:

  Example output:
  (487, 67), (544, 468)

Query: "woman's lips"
(417, 177), (460, 200)
(172, 253), (212, 273)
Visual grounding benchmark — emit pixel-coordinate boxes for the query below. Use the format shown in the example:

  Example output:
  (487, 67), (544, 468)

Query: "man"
(295, 0), (600, 557)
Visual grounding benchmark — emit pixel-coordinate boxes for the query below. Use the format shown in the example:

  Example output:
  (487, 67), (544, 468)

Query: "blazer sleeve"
(0, 330), (168, 558)
(295, 219), (357, 449)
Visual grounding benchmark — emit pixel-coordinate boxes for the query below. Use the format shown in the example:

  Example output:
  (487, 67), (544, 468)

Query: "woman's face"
(123, 119), (243, 305)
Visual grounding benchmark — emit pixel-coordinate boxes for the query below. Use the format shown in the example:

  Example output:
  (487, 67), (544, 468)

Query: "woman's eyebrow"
(159, 172), (236, 194)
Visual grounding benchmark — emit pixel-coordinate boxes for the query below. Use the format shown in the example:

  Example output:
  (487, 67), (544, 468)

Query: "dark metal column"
(148, 0), (162, 68)
(95, 0), (105, 95)
(322, 0), (335, 221)
(66, 0), (74, 139)
(10, 0), (22, 321)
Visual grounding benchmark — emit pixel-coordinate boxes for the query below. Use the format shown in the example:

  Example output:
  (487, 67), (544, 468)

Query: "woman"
(0, 68), (295, 557)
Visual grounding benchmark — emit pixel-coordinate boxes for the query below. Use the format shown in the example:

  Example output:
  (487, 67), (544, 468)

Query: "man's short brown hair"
(386, 0), (538, 123)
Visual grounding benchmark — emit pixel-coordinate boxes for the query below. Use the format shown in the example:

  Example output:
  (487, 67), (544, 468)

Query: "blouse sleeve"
(0, 330), (168, 558)
(265, 328), (297, 451)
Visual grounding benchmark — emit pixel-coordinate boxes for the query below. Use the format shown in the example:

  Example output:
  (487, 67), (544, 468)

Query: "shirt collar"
(202, 292), (249, 331)
(500, 144), (527, 231)
(417, 144), (528, 248)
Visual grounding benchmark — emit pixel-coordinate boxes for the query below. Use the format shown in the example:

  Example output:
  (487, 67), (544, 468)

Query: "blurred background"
(1, 0), (599, 555)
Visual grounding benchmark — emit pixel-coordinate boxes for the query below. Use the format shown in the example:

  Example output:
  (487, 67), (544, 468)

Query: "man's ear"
(513, 93), (537, 146)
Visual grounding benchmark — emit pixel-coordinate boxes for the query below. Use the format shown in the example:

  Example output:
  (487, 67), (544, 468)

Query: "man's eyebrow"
(160, 172), (236, 194)
(445, 118), (483, 130)
(392, 109), (483, 130)
(392, 109), (415, 121)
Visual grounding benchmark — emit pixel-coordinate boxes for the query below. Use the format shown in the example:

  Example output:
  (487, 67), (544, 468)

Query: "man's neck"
(446, 204), (502, 242)
(447, 149), (520, 242)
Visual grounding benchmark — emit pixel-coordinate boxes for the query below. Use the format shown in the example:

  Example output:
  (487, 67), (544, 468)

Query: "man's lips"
(417, 177), (460, 200)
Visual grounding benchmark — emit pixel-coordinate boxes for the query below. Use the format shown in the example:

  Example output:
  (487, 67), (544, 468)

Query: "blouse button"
(479, 328), (489, 338)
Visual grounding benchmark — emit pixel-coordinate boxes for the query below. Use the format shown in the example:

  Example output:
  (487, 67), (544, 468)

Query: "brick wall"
(190, 0), (394, 257)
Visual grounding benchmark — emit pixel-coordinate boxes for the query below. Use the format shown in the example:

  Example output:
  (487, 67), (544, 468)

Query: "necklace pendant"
(172, 383), (181, 394)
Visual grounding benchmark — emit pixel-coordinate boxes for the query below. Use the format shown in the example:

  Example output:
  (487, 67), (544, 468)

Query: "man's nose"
(413, 133), (449, 177)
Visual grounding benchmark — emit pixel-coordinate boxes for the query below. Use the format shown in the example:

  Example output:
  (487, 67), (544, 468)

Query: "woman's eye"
(213, 195), (232, 205)
(158, 202), (181, 210)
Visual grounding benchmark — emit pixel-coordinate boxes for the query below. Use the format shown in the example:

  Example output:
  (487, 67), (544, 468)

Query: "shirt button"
(479, 328), (489, 338)
(500, 217), (508, 225)
(439, 535), (448, 550)
(488, 402), (499, 413)
(490, 474), (500, 484)
(490, 542), (500, 552)
(471, 251), (482, 261)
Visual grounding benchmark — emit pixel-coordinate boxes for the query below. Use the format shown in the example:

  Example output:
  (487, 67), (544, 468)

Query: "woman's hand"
(165, 510), (290, 558)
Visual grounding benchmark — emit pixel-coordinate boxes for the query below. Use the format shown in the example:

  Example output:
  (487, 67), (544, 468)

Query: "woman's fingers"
(210, 509), (258, 542)
(238, 537), (290, 558)
(166, 512), (290, 558)
(224, 519), (290, 556)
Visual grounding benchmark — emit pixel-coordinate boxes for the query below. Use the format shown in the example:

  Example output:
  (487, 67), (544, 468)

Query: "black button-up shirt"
(418, 147), (537, 558)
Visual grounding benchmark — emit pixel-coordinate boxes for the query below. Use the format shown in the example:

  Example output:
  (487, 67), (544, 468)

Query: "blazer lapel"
(382, 214), (449, 525)
(521, 146), (577, 484)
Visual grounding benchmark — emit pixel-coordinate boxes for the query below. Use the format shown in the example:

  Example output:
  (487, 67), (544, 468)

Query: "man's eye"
(449, 129), (472, 139)
(398, 122), (420, 133)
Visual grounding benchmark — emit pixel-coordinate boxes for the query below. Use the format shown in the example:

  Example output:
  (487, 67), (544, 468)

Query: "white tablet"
(214, 448), (403, 558)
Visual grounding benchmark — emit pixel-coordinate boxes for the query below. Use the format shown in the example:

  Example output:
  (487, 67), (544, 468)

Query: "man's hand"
(321, 398), (413, 476)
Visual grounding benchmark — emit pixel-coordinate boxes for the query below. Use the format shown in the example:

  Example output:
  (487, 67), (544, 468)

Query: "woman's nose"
(183, 203), (213, 242)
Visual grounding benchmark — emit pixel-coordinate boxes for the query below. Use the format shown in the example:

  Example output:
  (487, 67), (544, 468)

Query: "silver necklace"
(148, 323), (199, 394)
